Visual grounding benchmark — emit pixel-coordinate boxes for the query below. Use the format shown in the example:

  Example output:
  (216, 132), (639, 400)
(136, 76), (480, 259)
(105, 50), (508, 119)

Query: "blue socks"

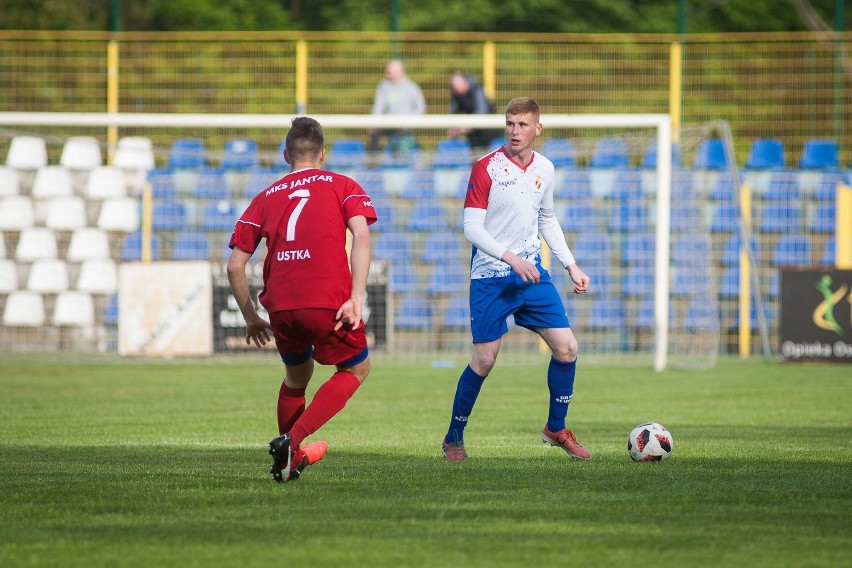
(546, 357), (576, 432)
(445, 365), (486, 444)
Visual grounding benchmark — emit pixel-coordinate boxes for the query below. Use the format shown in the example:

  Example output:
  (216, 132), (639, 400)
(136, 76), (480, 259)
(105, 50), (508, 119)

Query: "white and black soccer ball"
(627, 422), (673, 462)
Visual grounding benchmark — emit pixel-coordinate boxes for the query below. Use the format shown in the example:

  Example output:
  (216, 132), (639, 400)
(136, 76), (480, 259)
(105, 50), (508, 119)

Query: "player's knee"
(553, 337), (579, 362)
(341, 357), (370, 383)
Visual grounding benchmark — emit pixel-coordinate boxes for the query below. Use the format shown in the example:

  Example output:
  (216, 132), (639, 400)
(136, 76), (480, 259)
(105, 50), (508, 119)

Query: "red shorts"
(269, 308), (368, 367)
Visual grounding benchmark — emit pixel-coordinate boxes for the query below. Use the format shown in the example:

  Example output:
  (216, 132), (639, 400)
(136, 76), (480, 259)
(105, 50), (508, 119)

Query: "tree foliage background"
(0, 0), (846, 33)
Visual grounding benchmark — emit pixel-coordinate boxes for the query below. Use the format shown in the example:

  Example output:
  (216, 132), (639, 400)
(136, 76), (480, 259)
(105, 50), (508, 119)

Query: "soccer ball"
(627, 422), (673, 462)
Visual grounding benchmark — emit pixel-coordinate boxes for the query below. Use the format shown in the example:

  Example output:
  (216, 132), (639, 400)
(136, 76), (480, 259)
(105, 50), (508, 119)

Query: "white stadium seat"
(84, 166), (127, 199)
(66, 227), (111, 262)
(31, 166), (74, 199)
(3, 291), (45, 326)
(0, 196), (35, 230)
(76, 258), (118, 294)
(0, 166), (21, 196)
(97, 197), (139, 233)
(0, 232), (6, 258)
(15, 227), (57, 262)
(5, 136), (47, 170)
(59, 136), (103, 170)
(45, 196), (88, 231)
(0, 259), (18, 292)
(26, 258), (69, 293)
(113, 136), (155, 171)
(52, 291), (95, 326)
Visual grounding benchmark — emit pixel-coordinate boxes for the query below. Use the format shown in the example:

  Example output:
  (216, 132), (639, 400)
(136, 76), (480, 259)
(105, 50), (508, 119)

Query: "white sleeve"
(539, 208), (576, 268)
(463, 207), (507, 261)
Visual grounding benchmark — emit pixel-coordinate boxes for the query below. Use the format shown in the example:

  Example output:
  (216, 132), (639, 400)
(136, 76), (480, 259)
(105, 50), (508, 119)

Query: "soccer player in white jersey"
(441, 97), (592, 462)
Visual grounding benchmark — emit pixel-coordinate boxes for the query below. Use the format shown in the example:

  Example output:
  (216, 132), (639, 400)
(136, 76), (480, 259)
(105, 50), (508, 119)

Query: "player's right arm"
(335, 215), (371, 331)
(227, 246), (272, 348)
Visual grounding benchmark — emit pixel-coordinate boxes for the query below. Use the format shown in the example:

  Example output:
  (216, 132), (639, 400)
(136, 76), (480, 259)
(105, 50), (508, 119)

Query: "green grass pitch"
(1, 353), (850, 567)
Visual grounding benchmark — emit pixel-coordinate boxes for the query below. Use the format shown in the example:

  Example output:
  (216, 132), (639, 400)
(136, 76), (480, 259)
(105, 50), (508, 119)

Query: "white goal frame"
(0, 111), (673, 371)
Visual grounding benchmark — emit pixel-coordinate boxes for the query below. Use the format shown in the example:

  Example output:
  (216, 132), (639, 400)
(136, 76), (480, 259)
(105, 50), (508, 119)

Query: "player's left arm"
(335, 215), (371, 331)
(227, 246), (272, 348)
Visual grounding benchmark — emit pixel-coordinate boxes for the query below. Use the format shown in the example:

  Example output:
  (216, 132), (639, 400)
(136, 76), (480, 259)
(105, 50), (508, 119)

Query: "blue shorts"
(469, 267), (570, 343)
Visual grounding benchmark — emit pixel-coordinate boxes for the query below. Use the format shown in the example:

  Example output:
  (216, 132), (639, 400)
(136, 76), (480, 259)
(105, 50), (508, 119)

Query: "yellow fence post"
(483, 41), (496, 103)
(669, 41), (682, 145)
(837, 184), (852, 269)
(295, 39), (308, 114)
(106, 38), (119, 164)
(739, 183), (752, 358)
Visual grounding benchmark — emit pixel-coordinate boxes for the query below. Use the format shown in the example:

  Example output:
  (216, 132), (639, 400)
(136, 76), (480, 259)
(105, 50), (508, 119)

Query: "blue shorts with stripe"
(469, 266), (570, 343)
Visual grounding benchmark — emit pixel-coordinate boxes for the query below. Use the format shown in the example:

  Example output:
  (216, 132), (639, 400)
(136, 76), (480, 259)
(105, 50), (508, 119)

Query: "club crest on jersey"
(534, 175), (543, 191)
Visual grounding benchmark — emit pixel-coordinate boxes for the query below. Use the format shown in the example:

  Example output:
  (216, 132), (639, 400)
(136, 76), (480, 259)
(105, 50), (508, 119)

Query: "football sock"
(445, 365), (486, 444)
(277, 383), (306, 435)
(288, 371), (361, 450)
(546, 357), (576, 433)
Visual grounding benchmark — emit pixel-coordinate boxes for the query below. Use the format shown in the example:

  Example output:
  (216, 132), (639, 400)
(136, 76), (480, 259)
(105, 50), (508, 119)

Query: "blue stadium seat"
(327, 139), (366, 170)
(244, 169), (281, 198)
(407, 198), (447, 232)
(433, 138), (472, 169)
(587, 297), (626, 329)
(427, 264), (467, 295)
(169, 138), (206, 169)
(608, 200), (648, 233)
(820, 239), (835, 266)
(171, 230), (210, 260)
(609, 170), (643, 201)
(401, 170), (435, 199)
(799, 139), (838, 170)
(672, 269), (712, 297)
(556, 201), (599, 233)
(633, 297), (655, 330)
(670, 199), (702, 233)
(120, 231), (160, 261)
(202, 200), (239, 231)
(813, 172), (846, 201)
(373, 231), (411, 262)
(555, 170), (593, 200)
(719, 266), (739, 298)
(584, 263), (615, 296)
(103, 293), (119, 326)
(641, 139), (680, 169)
(573, 231), (611, 266)
(542, 138), (576, 168)
(388, 261), (418, 294)
(684, 297), (720, 331)
(730, 303), (772, 332)
(353, 170), (388, 200)
(193, 169), (228, 200)
(489, 137), (506, 151)
(623, 265), (654, 296)
(709, 203), (739, 233)
(381, 145), (419, 169)
(622, 232), (655, 265)
(371, 200), (393, 232)
(721, 233), (761, 266)
(693, 138), (729, 170)
(763, 172), (801, 201)
(443, 295), (471, 329)
(809, 203), (835, 234)
(709, 173), (736, 202)
(395, 294), (431, 329)
(766, 271), (779, 299)
(772, 234), (812, 267)
(221, 138), (258, 170)
(670, 170), (695, 199)
(152, 200), (186, 231)
(147, 168), (176, 200)
(590, 137), (629, 169)
(758, 202), (801, 233)
(420, 231), (462, 264)
(274, 140), (288, 170)
(745, 138), (785, 170)
(672, 234), (712, 266)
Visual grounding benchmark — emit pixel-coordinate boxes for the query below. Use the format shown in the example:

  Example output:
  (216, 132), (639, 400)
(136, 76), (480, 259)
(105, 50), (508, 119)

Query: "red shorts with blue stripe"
(269, 308), (368, 367)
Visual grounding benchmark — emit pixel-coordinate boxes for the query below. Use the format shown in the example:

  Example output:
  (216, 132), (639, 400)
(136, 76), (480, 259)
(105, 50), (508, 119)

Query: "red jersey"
(229, 167), (376, 313)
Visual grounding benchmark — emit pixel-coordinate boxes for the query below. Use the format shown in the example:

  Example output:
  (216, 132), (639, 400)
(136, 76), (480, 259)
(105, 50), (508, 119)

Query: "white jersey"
(463, 147), (573, 279)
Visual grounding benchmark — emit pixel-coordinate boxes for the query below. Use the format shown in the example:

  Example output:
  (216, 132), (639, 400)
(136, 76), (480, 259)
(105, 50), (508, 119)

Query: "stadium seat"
(812, 172), (845, 201)
(622, 232), (655, 265)
(763, 171), (801, 201)
(586, 297), (626, 329)
(623, 265), (654, 296)
(693, 138), (729, 170)
(120, 231), (160, 261)
(67, 227), (111, 262)
(556, 201), (599, 233)
(670, 170), (695, 199)
(5, 136), (47, 170)
(59, 136), (102, 170)
(0, 166), (21, 196)
(0, 259), (18, 292)
(31, 166), (73, 199)
(683, 297), (720, 331)
(193, 169), (228, 200)
(371, 200), (393, 232)
(373, 231), (411, 262)
(169, 138), (206, 169)
(381, 145), (420, 169)
(609, 170), (643, 201)
(245, 169), (281, 198)
(170, 230), (210, 261)
(745, 138), (785, 170)
(221, 138), (259, 170)
(443, 295), (471, 329)
(426, 263), (467, 295)
(766, 271), (779, 299)
(202, 200), (239, 231)
(85, 166), (128, 200)
(52, 291), (95, 327)
(709, 173), (736, 202)
(709, 203), (739, 234)
(555, 170), (592, 200)
(633, 296), (656, 330)
(395, 294), (431, 329)
(719, 266), (739, 298)
(152, 200), (187, 231)
(608, 200), (648, 233)
(352, 170), (388, 200)
(669, 199), (702, 233)
(103, 293), (119, 326)
(26, 258), (69, 293)
(44, 196), (87, 231)
(407, 198), (448, 232)
(0, 196), (35, 231)
(113, 136), (156, 171)
(388, 261), (418, 294)
(327, 139), (366, 170)
(146, 168), (177, 200)
(433, 138), (472, 169)
(809, 203), (835, 234)
(672, 269), (712, 297)
(820, 239), (835, 266)
(641, 139), (680, 169)
(76, 258), (118, 295)
(721, 233), (761, 266)
(542, 138), (576, 168)
(672, 234), (712, 266)
(582, 263), (615, 297)
(2, 291), (45, 327)
(97, 197), (140, 233)
(420, 231), (462, 264)
(799, 139), (838, 170)
(730, 303), (772, 332)
(772, 234), (812, 267)
(15, 227), (57, 262)
(573, 231), (612, 266)
(589, 137), (629, 169)
(401, 170), (435, 199)
(758, 202), (801, 234)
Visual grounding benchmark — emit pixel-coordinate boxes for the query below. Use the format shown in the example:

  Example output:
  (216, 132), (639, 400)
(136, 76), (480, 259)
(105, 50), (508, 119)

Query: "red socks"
(288, 371), (361, 450)
(277, 383), (306, 435)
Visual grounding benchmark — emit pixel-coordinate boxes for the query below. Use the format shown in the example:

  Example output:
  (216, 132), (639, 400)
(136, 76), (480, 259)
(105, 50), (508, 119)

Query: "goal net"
(0, 112), (731, 370)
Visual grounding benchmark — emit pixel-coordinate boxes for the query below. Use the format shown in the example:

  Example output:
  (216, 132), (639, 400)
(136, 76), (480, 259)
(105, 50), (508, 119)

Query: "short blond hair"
(505, 97), (540, 121)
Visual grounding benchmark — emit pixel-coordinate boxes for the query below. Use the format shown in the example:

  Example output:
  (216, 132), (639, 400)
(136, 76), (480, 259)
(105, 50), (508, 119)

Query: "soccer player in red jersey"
(227, 117), (377, 482)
